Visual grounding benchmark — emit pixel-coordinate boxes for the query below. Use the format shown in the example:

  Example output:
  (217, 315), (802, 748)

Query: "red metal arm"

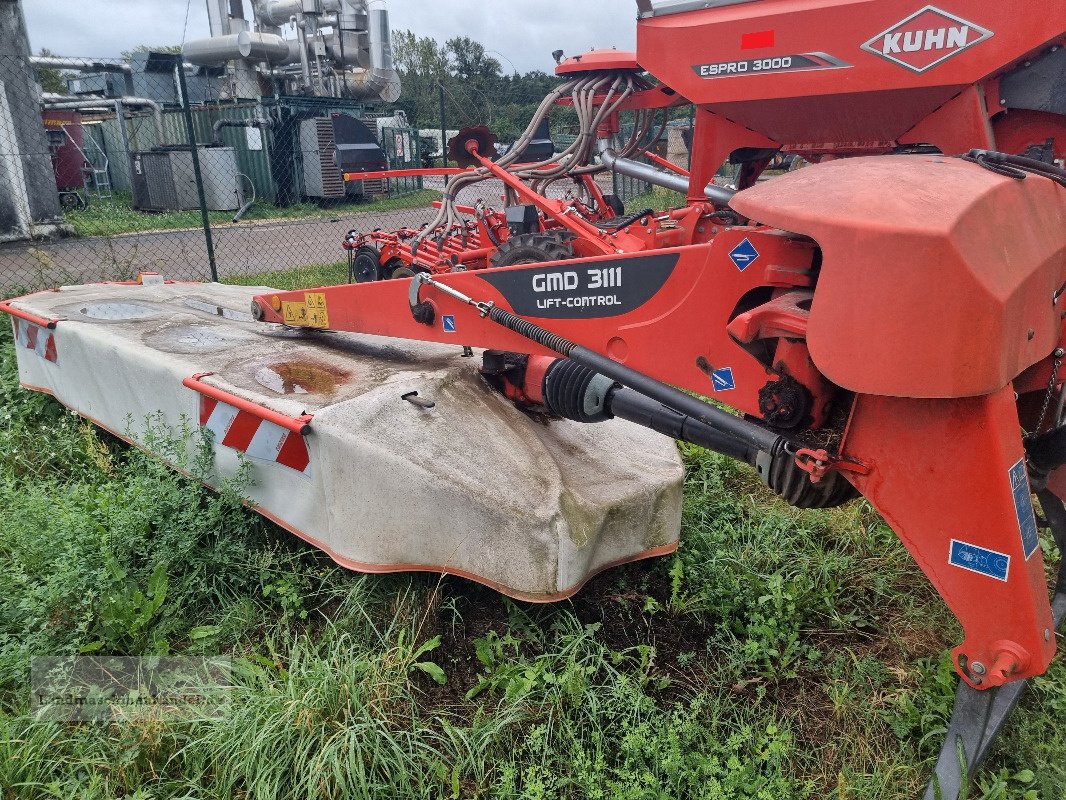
(461, 142), (625, 256)
(645, 151), (691, 178)
(343, 167), (467, 181)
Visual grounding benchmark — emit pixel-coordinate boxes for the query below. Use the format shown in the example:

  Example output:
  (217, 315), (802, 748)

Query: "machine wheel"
(390, 266), (417, 280)
(602, 193), (625, 217)
(491, 231), (575, 268)
(352, 245), (381, 283)
(382, 257), (407, 279)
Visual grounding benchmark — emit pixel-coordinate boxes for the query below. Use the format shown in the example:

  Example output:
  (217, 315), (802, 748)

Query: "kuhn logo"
(861, 6), (993, 73)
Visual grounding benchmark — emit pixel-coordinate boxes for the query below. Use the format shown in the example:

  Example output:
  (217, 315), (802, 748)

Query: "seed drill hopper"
(250, 0), (1066, 794)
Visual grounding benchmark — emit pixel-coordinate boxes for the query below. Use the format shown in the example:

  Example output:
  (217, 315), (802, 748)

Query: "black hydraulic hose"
(485, 305), (782, 454)
(1026, 425), (1066, 478)
(963, 149), (1066, 189)
(606, 386), (757, 464)
(604, 208), (655, 230)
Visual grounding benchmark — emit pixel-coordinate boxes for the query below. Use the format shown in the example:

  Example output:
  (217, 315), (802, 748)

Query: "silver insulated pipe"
(199, 0), (400, 101)
(30, 55), (132, 74)
(597, 140), (735, 207)
(255, 0), (306, 27)
(183, 31), (296, 66)
(366, 7), (401, 102)
(41, 93), (166, 144)
(338, 7), (400, 102)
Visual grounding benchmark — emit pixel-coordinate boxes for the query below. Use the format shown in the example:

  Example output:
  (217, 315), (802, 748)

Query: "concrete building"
(0, 0), (66, 243)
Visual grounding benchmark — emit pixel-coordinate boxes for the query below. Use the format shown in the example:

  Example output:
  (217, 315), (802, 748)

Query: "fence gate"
(381, 126), (423, 196)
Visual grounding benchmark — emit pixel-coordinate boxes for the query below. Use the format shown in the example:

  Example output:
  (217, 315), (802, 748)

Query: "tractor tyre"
(490, 231), (575, 268)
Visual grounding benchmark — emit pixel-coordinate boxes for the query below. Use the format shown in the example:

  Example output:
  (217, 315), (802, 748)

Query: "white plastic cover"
(7, 282), (684, 601)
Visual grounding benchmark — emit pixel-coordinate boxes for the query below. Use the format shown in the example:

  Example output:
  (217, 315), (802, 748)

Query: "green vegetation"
(63, 190), (442, 239)
(223, 261), (350, 290)
(392, 31), (580, 142)
(626, 188), (688, 213)
(2, 311), (1066, 798)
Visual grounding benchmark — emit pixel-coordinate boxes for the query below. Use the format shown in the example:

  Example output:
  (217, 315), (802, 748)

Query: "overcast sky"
(22, 0), (638, 74)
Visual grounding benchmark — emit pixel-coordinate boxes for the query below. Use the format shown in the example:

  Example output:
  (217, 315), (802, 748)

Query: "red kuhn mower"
(252, 1), (1066, 793)
(0, 0), (1052, 795)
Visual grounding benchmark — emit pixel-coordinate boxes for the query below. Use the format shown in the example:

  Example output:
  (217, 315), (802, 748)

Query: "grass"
(63, 190), (442, 239)
(2, 304), (1066, 798)
(222, 261), (350, 290)
(625, 188), (688, 213)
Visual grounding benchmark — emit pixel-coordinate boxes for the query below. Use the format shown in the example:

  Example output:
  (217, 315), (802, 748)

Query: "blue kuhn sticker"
(729, 238), (760, 271)
(950, 539), (1011, 582)
(710, 367), (736, 392)
(442, 315), (456, 333)
(1009, 458), (1040, 560)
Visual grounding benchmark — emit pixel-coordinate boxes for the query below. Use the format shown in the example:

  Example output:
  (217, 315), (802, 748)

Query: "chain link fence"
(0, 51), (438, 295)
(2, 50), (717, 297)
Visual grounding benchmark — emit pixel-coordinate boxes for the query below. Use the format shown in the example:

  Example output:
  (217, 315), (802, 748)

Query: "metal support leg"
(924, 491), (1066, 799)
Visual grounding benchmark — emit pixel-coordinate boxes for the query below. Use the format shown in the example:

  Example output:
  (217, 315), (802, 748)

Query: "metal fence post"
(172, 57), (218, 282)
(438, 79), (448, 174)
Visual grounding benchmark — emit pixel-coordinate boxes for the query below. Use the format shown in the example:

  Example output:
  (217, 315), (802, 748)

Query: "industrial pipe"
(337, 0), (368, 32)
(256, 0), (308, 27)
(295, 18), (313, 88)
(354, 7), (401, 102)
(212, 116), (271, 146)
(206, 0), (232, 37)
(42, 94), (165, 144)
(30, 56), (131, 74)
(183, 31), (295, 66)
(597, 140), (734, 206)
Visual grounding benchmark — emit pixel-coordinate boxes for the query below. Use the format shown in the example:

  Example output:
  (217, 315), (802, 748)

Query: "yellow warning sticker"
(282, 301), (309, 326)
(304, 292), (330, 329)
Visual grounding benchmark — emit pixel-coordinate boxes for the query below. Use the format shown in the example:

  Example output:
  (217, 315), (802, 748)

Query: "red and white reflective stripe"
(12, 318), (58, 363)
(198, 395), (311, 475)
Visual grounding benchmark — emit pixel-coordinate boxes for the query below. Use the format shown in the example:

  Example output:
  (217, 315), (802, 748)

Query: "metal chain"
(1033, 350), (1064, 436)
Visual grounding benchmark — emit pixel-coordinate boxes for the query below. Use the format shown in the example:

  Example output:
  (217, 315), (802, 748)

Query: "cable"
(180, 0), (194, 48)
(440, 80), (483, 127)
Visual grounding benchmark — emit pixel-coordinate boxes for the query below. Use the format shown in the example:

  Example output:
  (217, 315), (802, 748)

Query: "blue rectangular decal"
(1009, 459), (1040, 560)
(442, 315), (456, 334)
(949, 539), (1011, 583)
(710, 367), (736, 392)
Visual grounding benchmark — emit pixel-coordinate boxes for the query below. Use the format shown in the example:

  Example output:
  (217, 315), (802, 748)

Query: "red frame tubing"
(183, 373), (314, 436)
(462, 143), (636, 256)
(343, 167), (467, 181)
(0, 300), (60, 329)
(644, 151), (691, 178)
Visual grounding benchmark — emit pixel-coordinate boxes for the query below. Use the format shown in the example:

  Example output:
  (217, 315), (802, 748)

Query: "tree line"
(391, 31), (578, 142)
